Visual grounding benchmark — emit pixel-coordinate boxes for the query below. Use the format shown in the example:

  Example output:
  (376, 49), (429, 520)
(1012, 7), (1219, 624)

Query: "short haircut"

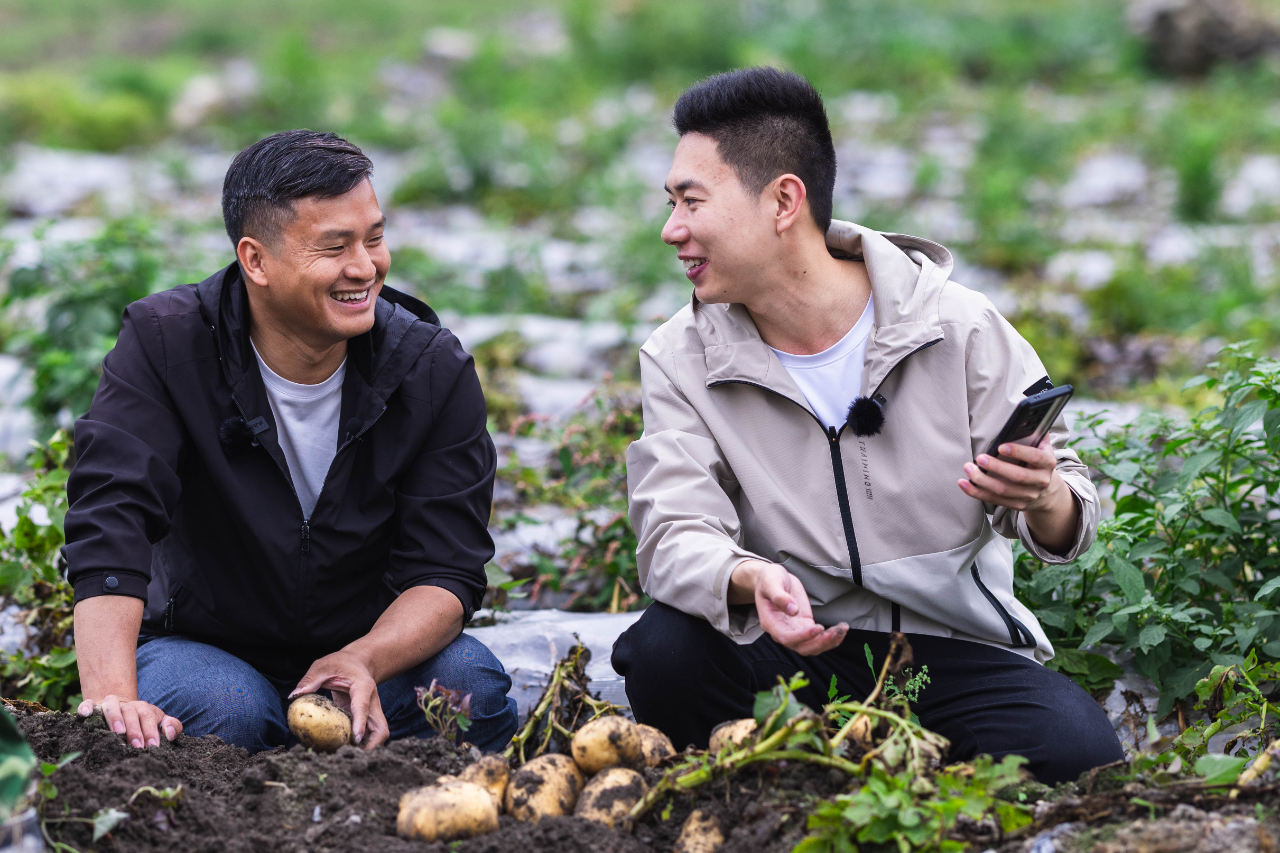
(221, 129), (373, 249)
(673, 67), (836, 234)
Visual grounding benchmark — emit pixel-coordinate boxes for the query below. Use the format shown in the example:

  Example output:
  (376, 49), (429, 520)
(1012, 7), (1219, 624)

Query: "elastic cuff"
(413, 578), (478, 624)
(72, 571), (149, 605)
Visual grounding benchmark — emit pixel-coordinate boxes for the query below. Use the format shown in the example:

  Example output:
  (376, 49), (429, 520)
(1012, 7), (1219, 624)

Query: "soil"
(21, 707), (1280, 853)
(14, 710), (847, 853)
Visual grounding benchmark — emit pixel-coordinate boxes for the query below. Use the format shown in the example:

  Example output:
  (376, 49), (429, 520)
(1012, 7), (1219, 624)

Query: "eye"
(666, 199), (676, 209)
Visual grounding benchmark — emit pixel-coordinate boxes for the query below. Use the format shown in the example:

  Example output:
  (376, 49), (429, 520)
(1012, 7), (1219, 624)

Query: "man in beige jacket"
(612, 67), (1123, 784)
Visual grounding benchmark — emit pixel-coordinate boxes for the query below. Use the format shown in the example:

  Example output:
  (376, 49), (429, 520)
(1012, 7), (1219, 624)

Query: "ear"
(771, 173), (809, 236)
(237, 236), (272, 288)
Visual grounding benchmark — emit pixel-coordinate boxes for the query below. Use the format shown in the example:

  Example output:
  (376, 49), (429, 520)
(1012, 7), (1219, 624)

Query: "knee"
(612, 602), (710, 695)
(181, 681), (285, 753)
(1024, 672), (1124, 785)
(422, 634), (513, 718)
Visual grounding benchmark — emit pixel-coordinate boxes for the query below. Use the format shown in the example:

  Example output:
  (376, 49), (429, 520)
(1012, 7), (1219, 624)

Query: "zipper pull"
(828, 425), (838, 443)
(301, 520), (311, 554)
(163, 597), (175, 632)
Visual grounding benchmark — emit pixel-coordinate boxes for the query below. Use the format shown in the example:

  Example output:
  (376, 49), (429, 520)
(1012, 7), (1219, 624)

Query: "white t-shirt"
(769, 298), (875, 430)
(252, 343), (346, 520)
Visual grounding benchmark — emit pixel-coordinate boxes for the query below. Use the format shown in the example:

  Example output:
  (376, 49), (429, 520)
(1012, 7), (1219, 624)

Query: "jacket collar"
(696, 221), (953, 399)
(196, 263), (442, 452)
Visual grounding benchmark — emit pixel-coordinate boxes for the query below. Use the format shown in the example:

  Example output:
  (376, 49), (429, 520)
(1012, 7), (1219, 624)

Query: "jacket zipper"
(707, 336), (943, 591)
(826, 425), (862, 585)
(970, 564), (1033, 647)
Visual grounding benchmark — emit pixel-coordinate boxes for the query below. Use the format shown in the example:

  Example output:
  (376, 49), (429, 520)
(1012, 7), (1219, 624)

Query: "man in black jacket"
(67, 130), (518, 753)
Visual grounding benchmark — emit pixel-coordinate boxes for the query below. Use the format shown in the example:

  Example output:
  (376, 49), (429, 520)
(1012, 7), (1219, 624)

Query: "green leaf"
(1194, 754), (1249, 786)
(1201, 508), (1242, 534)
(1099, 461), (1141, 484)
(1081, 617), (1115, 648)
(1182, 375), (1211, 391)
(93, 807), (130, 842)
(1265, 408), (1280, 443)
(1178, 450), (1220, 488)
(1139, 623), (1167, 652)
(1109, 555), (1147, 603)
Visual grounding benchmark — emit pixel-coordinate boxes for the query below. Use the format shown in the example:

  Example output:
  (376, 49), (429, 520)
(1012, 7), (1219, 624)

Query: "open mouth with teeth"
(682, 257), (708, 279)
(330, 289), (371, 306)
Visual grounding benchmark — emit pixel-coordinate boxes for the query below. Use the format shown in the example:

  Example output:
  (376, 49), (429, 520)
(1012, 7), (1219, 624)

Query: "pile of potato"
(395, 716), (697, 844)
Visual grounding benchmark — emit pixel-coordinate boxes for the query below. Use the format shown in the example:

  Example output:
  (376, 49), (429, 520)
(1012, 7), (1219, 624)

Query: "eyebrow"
(664, 179), (708, 195)
(317, 217), (386, 241)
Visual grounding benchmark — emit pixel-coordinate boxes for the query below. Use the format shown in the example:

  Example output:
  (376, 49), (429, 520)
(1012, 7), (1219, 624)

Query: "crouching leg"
(379, 633), (519, 752)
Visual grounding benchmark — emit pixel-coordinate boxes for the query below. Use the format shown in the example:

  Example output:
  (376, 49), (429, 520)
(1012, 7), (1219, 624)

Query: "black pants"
(611, 602), (1123, 785)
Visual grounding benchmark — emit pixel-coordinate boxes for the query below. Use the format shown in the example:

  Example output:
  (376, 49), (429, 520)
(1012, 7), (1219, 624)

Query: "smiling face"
(240, 178), (389, 349)
(661, 133), (785, 305)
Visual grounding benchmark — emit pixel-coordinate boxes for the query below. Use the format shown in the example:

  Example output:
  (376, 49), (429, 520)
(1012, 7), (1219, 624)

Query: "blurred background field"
(3, 0), (1280, 727)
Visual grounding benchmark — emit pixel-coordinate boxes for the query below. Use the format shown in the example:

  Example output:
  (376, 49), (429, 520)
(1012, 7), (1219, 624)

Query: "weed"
(414, 679), (473, 745)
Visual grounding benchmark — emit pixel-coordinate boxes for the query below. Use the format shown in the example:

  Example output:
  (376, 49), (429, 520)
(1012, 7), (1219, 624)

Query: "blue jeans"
(136, 633), (518, 754)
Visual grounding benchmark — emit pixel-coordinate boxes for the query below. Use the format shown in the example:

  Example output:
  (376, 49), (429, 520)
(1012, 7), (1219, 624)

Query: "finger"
(963, 463), (1039, 500)
(290, 672), (324, 699)
(348, 683), (375, 746)
(973, 454), (1046, 486)
(102, 695), (127, 737)
(996, 440), (1056, 468)
(760, 571), (797, 617)
(958, 478), (1030, 509)
(121, 704), (144, 749)
(138, 706), (162, 748)
(161, 715), (183, 742)
(77, 699), (95, 717)
(792, 624), (848, 657)
(764, 615), (824, 647)
(363, 695), (389, 750)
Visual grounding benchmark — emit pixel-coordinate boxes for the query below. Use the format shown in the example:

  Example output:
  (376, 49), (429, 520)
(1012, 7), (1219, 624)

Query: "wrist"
(728, 559), (765, 605)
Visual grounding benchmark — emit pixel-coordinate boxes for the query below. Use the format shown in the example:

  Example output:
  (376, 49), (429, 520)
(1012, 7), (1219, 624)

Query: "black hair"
(221, 129), (373, 249)
(673, 67), (836, 234)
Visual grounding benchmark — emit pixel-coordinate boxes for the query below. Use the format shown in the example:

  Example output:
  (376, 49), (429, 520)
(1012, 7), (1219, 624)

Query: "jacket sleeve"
(388, 332), (495, 622)
(964, 303), (1100, 563)
(627, 344), (766, 643)
(64, 305), (187, 605)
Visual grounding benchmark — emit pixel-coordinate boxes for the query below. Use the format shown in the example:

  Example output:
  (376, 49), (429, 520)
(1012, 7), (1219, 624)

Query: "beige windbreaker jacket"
(626, 221), (1100, 663)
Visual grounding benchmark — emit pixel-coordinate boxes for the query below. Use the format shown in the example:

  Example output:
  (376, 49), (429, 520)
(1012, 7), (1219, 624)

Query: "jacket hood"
(693, 221), (956, 399)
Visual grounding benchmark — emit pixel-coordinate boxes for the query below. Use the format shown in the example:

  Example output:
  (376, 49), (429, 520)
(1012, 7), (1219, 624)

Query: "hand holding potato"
(290, 649), (387, 749)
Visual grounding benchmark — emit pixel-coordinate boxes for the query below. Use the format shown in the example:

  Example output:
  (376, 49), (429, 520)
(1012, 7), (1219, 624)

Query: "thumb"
(289, 676), (324, 699)
(765, 570), (798, 617)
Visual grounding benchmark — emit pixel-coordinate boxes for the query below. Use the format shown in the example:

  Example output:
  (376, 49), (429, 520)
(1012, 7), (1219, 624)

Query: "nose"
(347, 243), (378, 283)
(661, 206), (688, 246)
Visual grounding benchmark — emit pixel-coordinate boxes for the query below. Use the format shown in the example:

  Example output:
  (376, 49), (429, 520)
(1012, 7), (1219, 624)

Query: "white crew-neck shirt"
(769, 298), (875, 430)
(252, 343), (346, 520)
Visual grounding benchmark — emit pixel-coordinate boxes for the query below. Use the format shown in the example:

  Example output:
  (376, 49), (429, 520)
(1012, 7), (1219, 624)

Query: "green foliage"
(1171, 651), (1280, 761)
(0, 73), (164, 151)
(3, 220), (174, 435)
(798, 756), (1032, 853)
(1015, 344), (1280, 716)
(0, 709), (37, 818)
(0, 433), (79, 710)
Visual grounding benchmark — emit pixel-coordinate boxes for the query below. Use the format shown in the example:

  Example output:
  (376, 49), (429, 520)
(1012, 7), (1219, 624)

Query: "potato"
(674, 808), (725, 853)
(636, 724), (675, 768)
(287, 694), (352, 753)
(459, 754), (510, 807)
(397, 780), (499, 842)
(504, 753), (585, 822)
(570, 716), (643, 775)
(573, 767), (647, 828)
(848, 714), (874, 748)
(708, 718), (756, 753)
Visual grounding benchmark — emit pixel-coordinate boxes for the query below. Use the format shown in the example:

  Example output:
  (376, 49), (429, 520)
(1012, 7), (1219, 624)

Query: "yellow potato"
(570, 716), (643, 775)
(396, 780), (499, 842)
(573, 767), (647, 828)
(287, 694), (352, 753)
(504, 753), (585, 822)
(708, 718), (756, 754)
(674, 808), (725, 853)
(459, 754), (510, 807)
(636, 724), (675, 768)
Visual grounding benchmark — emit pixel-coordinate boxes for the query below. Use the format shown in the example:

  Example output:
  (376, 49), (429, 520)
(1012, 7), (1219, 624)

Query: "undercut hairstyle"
(221, 129), (373, 250)
(673, 67), (836, 234)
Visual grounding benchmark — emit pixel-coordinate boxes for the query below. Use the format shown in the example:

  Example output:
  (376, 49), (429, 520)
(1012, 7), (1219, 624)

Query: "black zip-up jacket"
(64, 263), (495, 683)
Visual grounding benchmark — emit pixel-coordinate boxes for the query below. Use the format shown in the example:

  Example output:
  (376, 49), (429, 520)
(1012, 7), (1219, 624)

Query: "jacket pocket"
(970, 564), (1035, 647)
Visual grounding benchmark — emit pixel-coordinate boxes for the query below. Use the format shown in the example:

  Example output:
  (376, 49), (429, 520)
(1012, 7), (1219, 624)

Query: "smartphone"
(983, 384), (1074, 465)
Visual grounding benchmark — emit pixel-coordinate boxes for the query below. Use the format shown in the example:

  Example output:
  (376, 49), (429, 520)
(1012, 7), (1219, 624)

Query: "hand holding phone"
(982, 385), (1074, 467)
